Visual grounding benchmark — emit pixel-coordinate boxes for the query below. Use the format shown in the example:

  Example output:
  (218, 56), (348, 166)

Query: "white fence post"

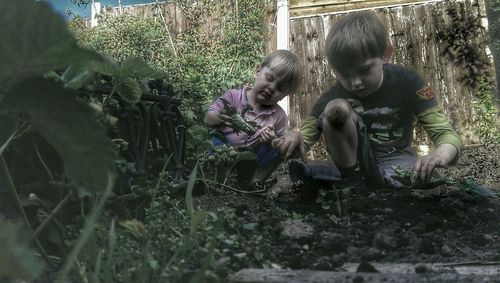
(276, 0), (290, 116)
(91, 1), (101, 27)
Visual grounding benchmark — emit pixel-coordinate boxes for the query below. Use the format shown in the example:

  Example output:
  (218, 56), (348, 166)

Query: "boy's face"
(252, 66), (290, 106)
(332, 57), (384, 97)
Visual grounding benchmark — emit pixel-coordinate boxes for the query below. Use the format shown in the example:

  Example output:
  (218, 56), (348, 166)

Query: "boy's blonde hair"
(261, 49), (302, 93)
(326, 11), (388, 73)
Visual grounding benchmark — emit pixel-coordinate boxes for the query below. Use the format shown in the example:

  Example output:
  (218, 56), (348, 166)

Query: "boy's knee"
(323, 99), (352, 128)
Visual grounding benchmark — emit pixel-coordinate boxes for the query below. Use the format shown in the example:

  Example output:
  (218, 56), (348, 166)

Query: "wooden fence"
(101, 0), (495, 145)
(289, 0), (495, 145)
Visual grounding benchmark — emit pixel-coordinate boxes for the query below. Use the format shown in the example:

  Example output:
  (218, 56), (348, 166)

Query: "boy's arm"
(415, 105), (463, 181)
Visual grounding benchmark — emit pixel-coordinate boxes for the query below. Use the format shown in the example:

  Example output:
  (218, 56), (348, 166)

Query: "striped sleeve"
(300, 116), (322, 150)
(417, 105), (463, 159)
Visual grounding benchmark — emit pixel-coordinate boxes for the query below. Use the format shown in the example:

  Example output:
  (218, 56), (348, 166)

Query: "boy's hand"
(271, 130), (306, 161)
(260, 125), (277, 143)
(414, 143), (458, 183)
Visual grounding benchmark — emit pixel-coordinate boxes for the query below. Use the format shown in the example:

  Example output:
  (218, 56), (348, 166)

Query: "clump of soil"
(195, 144), (500, 269)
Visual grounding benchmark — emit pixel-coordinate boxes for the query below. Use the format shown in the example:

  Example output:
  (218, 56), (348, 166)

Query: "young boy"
(273, 11), (463, 189)
(205, 49), (302, 187)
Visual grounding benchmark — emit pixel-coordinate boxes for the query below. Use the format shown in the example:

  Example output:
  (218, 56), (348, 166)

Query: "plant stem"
(57, 175), (114, 283)
(152, 153), (173, 200)
(34, 142), (55, 181)
(30, 192), (71, 243)
(0, 154), (54, 266)
(197, 179), (266, 194)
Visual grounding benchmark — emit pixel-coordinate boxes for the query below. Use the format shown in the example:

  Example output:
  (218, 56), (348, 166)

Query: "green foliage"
(0, 220), (44, 281)
(69, 0), (267, 125)
(1, 0), (272, 281)
(0, 0), (101, 98)
(0, 0), (121, 281)
(2, 78), (116, 196)
(472, 77), (500, 143)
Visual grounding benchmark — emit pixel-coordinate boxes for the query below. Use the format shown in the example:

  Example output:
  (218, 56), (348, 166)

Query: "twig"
(435, 261), (500, 267)
(34, 142), (55, 181)
(30, 192), (72, 243)
(198, 179), (266, 194)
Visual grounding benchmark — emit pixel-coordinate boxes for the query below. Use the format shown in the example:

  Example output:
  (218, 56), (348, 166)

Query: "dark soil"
(194, 144), (500, 270)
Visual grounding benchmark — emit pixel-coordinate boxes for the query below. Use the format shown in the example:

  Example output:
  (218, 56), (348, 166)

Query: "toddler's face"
(332, 57), (384, 97)
(252, 66), (290, 106)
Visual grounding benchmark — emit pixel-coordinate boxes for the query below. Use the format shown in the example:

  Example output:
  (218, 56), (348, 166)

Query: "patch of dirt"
(194, 144), (500, 270)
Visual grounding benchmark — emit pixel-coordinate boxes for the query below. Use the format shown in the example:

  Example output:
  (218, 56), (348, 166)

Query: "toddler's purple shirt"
(208, 87), (288, 149)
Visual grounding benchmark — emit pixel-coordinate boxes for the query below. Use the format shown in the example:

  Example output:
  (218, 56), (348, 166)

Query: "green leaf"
(116, 77), (142, 104)
(235, 151), (257, 162)
(2, 77), (116, 196)
(185, 163), (199, 217)
(0, 220), (44, 281)
(118, 56), (166, 79)
(0, 0), (103, 97)
(187, 125), (209, 141)
(61, 64), (96, 90)
(190, 210), (207, 234)
(242, 223), (257, 230)
(90, 60), (117, 77)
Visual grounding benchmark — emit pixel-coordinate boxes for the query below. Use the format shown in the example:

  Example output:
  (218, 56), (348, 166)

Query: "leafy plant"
(0, 220), (44, 281)
(0, 0), (118, 280)
(69, 0), (268, 126)
(472, 77), (500, 143)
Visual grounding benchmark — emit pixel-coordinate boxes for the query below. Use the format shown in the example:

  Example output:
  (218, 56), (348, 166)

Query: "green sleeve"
(417, 105), (464, 156)
(300, 116), (321, 150)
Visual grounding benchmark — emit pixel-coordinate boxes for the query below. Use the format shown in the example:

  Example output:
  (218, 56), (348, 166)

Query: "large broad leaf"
(0, 0), (102, 97)
(116, 77), (142, 104)
(2, 77), (116, 196)
(0, 220), (44, 281)
(118, 56), (167, 79)
(60, 64), (96, 90)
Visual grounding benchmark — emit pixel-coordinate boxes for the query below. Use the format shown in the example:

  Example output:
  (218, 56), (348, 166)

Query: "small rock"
(362, 247), (383, 261)
(318, 231), (346, 252)
(415, 264), (428, 273)
(356, 261), (379, 273)
(440, 244), (454, 257)
(374, 233), (398, 249)
(279, 219), (314, 243)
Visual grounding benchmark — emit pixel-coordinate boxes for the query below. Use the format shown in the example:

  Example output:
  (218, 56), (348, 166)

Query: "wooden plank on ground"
(232, 262), (500, 283)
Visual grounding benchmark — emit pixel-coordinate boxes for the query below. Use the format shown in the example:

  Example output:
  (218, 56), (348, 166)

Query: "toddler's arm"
(204, 110), (232, 128)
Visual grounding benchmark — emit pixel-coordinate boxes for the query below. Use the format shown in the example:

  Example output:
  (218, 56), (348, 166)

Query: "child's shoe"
(289, 160), (342, 183)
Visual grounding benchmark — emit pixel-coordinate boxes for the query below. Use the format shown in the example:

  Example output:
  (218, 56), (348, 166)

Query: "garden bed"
(194, 144), (500, 277)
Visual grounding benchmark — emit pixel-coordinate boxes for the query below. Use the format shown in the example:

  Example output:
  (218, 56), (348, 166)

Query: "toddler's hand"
(259, 125), (277, 143)
(218, 111), (232, 127)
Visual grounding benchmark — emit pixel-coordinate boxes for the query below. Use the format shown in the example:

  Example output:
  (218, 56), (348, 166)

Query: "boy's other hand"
(414, 143), (458, 183)
(271, 130), (306, 161)
(414, 154), (445, 183)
